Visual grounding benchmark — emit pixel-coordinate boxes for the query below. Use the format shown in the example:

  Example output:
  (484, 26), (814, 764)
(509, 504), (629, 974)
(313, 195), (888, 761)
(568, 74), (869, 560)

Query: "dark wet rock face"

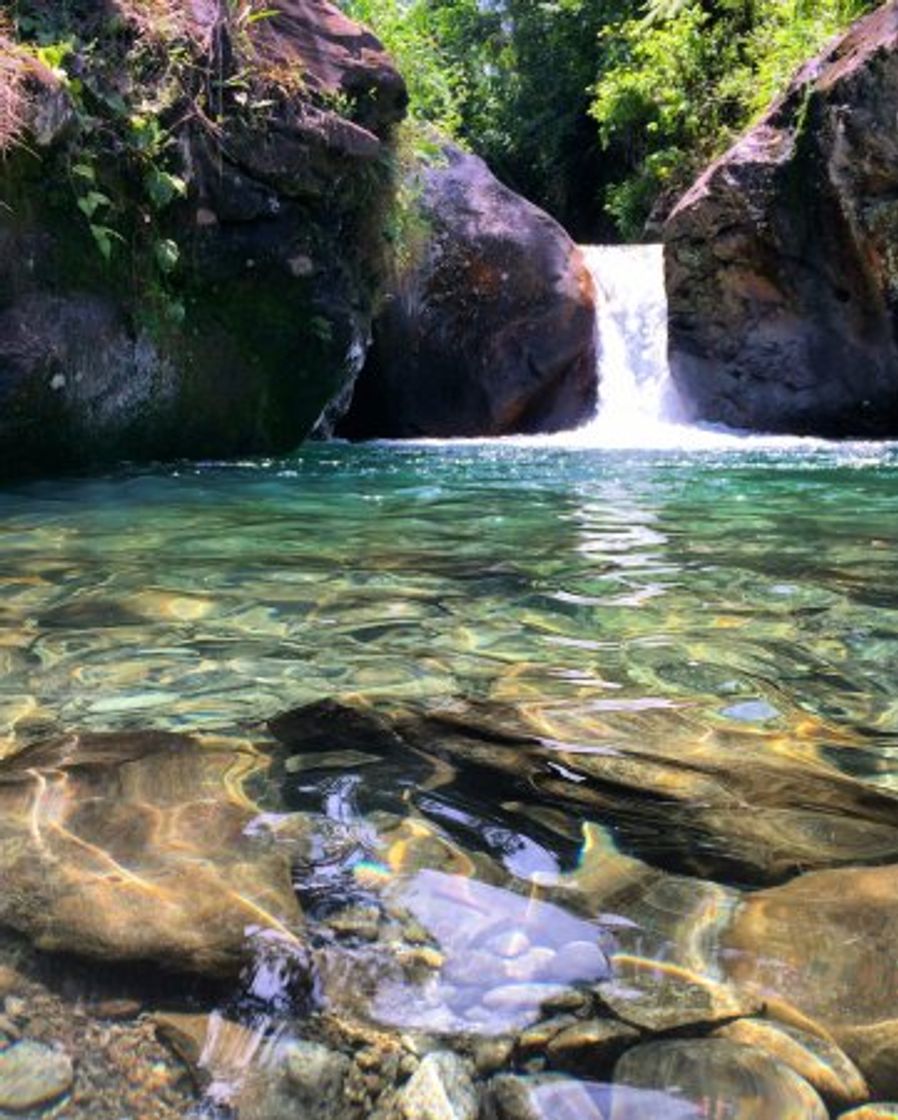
(664, 3), (898, 436)
(0, 1), (406, 479)
(336, 146), (597, 439)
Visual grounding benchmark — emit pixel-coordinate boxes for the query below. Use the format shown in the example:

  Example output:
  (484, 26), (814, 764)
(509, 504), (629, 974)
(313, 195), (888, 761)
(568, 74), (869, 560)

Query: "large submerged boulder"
(0, 0), (406, 478)
(0, 730), (307, 976)
(336, 147), (597, 439)
(664, 3), (898, 436)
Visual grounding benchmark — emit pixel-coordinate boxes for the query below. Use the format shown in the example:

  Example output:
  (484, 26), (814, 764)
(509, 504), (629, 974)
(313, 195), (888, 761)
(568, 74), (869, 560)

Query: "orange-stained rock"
(0, 731), (306, 976)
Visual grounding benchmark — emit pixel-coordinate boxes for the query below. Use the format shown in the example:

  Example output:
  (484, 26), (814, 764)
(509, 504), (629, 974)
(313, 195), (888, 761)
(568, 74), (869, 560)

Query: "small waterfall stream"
(576, 243), (690, 446)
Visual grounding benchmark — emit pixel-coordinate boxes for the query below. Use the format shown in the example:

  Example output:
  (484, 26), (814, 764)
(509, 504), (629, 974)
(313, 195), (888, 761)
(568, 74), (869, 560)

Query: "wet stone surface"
(0, 1041), (73, 1114)
(614, 1038), (829, 1120)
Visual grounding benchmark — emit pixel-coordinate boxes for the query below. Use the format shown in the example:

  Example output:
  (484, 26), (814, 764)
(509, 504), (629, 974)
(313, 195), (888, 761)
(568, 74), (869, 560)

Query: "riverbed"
(1, 440), (897, 1117)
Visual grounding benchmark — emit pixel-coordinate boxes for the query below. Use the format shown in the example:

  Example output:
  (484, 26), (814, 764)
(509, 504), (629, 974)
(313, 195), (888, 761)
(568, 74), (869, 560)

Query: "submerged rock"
(153, 1012), (349, 1120)
(834, 1022), (898, 1099)
(596, 954), (759, 1034)
(0, 1039), (74, 1113)
(488, 1073), (608, 1120)
(724, 863), (898, 1035)
(714, 1017), (868, 1107)
(841, 1107), (898, 1120)
(614, 1039), (829, 1120)
(399, 1051), (479, 1120)
(0, 731), (305, 976)
(390, 698), (898, 884)
(336, 146), (597, 439)
(665, 3), (898, 436)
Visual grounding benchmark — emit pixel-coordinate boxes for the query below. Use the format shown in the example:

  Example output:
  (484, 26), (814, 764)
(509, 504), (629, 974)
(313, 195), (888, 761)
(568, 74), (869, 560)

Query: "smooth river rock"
(0, 1039), (74, 1112)
(724, 863), (898, 1031)
(834, 1022), (898, 1098)
(714, 1017), (868, 1107)
(665, 2), (898, 437)
(488, 1074), (608, 1120)
(0, 731), (305, 976)
(614, 1039), (829, 1120)
(336, 145), (597, 439)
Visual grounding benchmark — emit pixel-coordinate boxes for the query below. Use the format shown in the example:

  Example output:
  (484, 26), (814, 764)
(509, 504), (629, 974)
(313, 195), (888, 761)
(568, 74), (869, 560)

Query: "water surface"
(2, 439), (898, 1117)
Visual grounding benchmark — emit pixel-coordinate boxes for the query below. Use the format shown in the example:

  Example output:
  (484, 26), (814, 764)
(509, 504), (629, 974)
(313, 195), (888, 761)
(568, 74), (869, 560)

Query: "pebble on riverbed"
(0, 1040), (73, 1113)
(399, 1051), (479, 1120)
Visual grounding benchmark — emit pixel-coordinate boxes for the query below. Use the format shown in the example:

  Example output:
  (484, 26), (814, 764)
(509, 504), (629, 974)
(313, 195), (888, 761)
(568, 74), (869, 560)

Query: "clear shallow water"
(2, 441), (898, 757)
(3, 439), (898, 1117)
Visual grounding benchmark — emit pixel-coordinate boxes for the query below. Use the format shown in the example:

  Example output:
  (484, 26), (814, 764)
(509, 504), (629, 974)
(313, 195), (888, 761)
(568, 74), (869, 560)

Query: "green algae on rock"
(0, 1), (406, 479)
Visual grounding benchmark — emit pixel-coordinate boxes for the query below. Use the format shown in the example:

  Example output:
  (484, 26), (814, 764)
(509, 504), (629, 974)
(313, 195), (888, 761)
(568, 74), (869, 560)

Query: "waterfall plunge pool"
(1, 437), (898, 1118)
(1, 248), (897, 1120)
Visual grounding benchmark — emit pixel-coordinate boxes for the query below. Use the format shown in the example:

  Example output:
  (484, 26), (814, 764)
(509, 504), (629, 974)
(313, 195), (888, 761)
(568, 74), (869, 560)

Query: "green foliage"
(339, 0), (469, 136)
(8, 1), (196, 328)
(339, 0), (878, 239)
(591, 0), (877, 237)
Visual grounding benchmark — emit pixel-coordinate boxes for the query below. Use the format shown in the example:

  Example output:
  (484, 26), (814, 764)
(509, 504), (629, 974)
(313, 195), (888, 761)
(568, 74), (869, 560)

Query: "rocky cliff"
(0, 0), (406, 478)
(665, 2), (898, 437)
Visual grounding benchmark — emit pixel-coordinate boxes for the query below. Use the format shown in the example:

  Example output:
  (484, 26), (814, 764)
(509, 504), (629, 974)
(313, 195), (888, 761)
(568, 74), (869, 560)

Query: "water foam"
(365, 241), (893, 456)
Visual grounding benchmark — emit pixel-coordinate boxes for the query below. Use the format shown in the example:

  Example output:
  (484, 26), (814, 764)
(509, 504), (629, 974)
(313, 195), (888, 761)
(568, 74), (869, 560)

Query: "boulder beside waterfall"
(664, 2), (898, 437)
(336, 147), (598, 439)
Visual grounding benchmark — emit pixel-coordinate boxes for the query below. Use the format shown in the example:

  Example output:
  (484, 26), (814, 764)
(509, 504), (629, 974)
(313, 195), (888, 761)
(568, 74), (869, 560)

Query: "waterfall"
(576, 244), (689, 446)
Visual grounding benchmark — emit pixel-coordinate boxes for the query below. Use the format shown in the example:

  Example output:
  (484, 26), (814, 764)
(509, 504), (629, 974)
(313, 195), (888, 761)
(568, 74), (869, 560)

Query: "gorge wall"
(665, 2), (898, 437)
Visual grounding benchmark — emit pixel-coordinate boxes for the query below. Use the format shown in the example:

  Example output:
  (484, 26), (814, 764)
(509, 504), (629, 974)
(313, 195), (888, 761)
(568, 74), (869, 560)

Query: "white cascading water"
(571, 243), (695, 448)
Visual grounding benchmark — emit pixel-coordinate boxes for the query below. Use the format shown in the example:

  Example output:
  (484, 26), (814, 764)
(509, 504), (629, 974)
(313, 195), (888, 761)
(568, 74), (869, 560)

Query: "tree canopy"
(339, 0), (878, 240)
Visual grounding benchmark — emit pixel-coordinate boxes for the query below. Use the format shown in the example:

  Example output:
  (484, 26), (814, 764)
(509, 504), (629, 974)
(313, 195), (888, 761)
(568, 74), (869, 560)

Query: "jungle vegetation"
(340, 0), (878, 239)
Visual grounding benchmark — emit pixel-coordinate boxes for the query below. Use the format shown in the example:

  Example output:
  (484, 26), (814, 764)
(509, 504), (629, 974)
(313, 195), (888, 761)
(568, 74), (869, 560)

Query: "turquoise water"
(2, 441), (898, 756)
(3, 439), (898, 1117)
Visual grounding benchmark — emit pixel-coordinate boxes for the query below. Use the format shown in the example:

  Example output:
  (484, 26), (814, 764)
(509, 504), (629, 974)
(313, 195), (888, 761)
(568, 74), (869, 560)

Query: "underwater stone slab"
(0, 731), (305, 977)
(614, 1039), (828, 1120)
(596, 954), (759, 1033)
(392, 699), (898, 884)
(714, 1017), (868, 1107)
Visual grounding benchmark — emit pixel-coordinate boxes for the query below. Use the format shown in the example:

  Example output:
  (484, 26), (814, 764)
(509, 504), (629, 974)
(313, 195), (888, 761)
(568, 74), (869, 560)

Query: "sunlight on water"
(1, 442), (898, 1117)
